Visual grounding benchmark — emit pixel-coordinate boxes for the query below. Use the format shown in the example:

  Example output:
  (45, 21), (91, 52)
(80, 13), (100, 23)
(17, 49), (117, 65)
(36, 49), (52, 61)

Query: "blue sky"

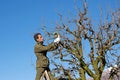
(0, 0), (119, 80)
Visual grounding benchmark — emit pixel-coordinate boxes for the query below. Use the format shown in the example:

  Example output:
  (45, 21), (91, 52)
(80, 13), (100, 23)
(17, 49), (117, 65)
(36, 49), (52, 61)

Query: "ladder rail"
(40, 70), (50, 80)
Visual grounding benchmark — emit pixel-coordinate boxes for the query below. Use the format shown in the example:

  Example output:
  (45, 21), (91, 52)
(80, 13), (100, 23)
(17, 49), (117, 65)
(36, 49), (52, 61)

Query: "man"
(34, 33), (60, 80)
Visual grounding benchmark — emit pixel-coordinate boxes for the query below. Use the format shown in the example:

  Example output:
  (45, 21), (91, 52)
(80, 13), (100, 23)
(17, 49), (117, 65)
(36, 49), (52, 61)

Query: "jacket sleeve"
(34, 43), (58, 53)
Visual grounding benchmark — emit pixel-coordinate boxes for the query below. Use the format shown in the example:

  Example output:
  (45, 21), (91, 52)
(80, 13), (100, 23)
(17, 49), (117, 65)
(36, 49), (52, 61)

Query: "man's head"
(34, 33), (44, 42)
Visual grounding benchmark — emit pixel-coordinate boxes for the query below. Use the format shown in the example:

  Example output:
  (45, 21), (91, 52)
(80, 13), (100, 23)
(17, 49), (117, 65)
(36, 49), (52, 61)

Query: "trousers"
(35, 67), (57, 80)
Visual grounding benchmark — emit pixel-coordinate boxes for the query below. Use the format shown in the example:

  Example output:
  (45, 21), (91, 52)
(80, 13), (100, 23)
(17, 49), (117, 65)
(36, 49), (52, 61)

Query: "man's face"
(36, 34), (44, 42)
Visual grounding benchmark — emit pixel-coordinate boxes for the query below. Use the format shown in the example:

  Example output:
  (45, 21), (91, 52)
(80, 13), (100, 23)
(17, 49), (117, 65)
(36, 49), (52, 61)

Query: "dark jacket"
(34, 42), (57, 68)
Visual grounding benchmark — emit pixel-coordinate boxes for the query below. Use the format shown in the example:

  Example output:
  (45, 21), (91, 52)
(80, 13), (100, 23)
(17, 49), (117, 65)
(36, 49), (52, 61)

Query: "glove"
(54, 37), (60, 43)
(54, 33), (60, 43)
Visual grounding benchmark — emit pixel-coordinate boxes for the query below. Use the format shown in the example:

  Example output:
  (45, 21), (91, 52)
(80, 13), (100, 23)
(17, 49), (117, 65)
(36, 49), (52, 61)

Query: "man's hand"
(54, 32), (60, 43)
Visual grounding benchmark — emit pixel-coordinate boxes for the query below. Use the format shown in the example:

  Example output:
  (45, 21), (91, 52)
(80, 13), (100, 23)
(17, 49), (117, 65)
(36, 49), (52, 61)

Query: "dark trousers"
(35, 67), (57, 80)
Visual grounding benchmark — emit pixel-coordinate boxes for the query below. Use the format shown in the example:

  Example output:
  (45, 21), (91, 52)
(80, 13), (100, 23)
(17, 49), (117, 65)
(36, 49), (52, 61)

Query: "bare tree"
(41, 1), (120, 80)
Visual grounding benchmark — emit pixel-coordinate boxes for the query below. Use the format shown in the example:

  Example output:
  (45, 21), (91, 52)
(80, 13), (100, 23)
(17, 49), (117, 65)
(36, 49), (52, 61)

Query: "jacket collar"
(37, 42), (43, 45)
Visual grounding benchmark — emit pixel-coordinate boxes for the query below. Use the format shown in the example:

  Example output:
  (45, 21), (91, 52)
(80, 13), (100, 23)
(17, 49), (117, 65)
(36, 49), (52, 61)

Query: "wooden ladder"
(40, 70), (50, 80)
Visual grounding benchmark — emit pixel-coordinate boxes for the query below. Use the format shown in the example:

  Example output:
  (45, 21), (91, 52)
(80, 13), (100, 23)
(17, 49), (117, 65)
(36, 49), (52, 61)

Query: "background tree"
(42, 1), (120, 80)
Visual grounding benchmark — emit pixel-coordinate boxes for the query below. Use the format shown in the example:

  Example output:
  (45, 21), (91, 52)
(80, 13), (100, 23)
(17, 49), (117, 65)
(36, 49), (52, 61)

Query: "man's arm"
(34, 43), (58, 53)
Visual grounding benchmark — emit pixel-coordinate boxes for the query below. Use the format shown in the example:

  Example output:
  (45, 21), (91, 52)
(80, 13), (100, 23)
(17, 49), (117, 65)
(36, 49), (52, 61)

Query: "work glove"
(54, 32), (60, 44)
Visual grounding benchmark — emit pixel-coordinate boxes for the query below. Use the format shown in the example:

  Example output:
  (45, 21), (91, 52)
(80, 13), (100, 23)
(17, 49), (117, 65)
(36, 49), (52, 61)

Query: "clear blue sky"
(0, 0), (119, 80)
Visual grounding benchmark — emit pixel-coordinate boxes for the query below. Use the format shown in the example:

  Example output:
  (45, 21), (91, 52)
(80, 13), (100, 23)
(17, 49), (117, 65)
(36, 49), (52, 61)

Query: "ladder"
(40, 70), (50, 80)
